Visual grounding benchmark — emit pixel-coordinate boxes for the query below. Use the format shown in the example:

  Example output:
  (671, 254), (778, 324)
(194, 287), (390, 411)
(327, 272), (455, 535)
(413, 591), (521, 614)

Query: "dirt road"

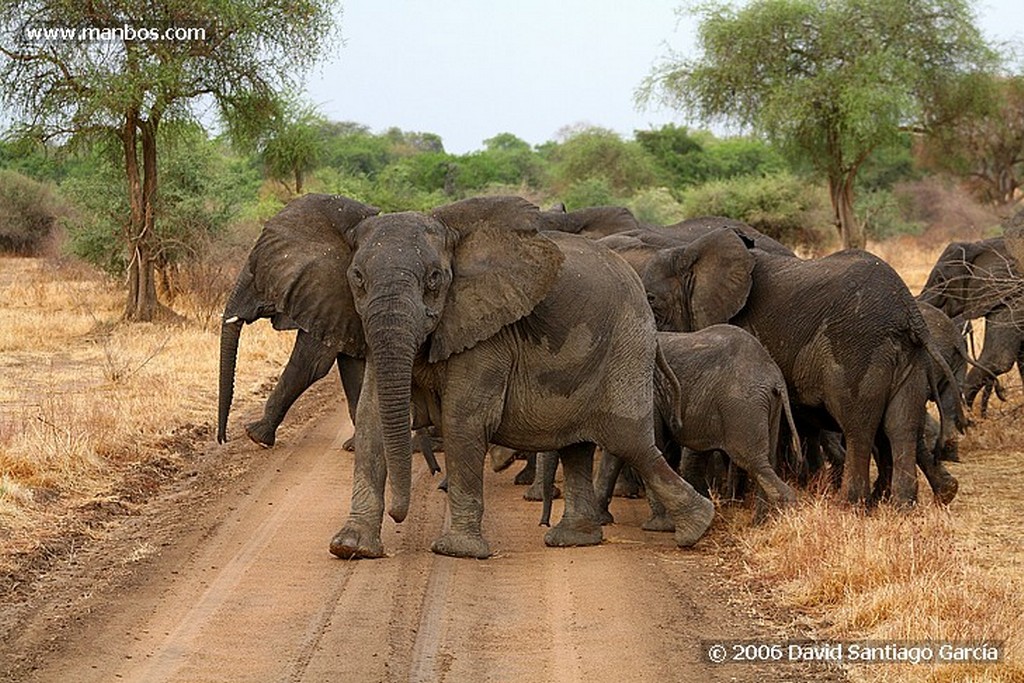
(2, 391), (838, 683)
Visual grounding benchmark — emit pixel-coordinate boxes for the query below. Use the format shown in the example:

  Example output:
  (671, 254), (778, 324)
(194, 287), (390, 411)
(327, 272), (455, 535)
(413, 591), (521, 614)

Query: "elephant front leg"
(430, 431), (492, 559)
(544, 443), (603, 547)
(248, 331), (337, 448)
(330, 371), (386, 560)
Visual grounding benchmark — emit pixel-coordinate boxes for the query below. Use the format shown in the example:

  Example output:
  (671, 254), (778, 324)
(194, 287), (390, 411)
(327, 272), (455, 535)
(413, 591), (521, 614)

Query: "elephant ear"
(682, 228), (756, 328)
(248, 194), (380, 355)
(428, 196), (565, 362)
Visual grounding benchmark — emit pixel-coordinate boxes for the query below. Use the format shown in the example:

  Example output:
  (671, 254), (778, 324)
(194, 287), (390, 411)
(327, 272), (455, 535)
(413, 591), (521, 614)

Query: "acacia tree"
(923, 75), (1024, 205)
(641, 0), (996, 248)
(0, 0), (337, 320)
(254, 101), (324, 197)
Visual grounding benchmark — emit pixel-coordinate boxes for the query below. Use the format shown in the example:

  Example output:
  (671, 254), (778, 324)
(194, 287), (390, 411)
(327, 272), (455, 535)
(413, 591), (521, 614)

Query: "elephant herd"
(216, 194), (1023, 560)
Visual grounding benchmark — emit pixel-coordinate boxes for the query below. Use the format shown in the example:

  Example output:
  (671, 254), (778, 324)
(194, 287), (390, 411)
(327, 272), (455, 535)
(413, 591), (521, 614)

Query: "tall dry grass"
(731, 495), (1022, 682)
(0, 256), (293, 548)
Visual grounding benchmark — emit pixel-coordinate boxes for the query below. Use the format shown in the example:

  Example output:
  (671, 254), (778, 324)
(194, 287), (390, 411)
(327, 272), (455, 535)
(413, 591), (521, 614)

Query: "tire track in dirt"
(14, 401), (842, 683)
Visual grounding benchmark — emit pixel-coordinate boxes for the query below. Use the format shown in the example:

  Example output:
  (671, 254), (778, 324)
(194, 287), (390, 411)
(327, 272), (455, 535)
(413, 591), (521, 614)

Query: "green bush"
(561, 177), (620, 211)
(680, 172), (832, 249)
(60, 128), (257, 275)
(627, 187), (686, 225)
(0, 169), (67, 255)
(854, 188), (924, 240)
(552, 127), (658, 196)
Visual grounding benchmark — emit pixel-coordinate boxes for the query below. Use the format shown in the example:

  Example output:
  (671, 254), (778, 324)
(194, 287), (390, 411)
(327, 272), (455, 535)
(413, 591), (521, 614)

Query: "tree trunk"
(123, 111), (161, 321)
(829, 172), (865, 250)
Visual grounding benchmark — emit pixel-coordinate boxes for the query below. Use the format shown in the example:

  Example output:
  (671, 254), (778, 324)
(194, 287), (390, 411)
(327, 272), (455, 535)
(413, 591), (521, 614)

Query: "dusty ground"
(0, 376), (840, 683)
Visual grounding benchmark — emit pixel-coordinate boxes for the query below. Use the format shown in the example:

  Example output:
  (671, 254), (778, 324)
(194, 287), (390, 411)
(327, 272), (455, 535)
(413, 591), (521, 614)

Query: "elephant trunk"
(365, 303), (420, 524)
(217, 267), (258, 444)
(218, 319), (244, 443)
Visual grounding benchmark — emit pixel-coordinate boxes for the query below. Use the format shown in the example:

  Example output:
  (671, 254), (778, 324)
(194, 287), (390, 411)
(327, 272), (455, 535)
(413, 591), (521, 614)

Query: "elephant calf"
(580, 326), (799, 530)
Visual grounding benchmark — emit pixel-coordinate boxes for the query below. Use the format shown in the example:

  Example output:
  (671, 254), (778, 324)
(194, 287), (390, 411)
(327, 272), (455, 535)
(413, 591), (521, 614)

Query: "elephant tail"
(653, 341), (684, 442)
(778, 384), (802, 471)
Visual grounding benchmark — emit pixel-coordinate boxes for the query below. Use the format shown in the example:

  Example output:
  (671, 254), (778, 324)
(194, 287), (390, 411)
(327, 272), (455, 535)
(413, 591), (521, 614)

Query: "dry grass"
(734, 497), (1023, 682)
(0, 256), (292, 555)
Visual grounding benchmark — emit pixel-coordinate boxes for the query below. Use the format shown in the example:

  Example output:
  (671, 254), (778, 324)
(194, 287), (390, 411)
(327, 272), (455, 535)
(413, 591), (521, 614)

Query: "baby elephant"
(590, 326), (799, 529)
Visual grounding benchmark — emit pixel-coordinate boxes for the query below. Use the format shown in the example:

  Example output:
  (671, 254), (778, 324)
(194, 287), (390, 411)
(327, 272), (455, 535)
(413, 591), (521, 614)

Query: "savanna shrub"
(854, 188), (924, 240)
(627, 187), (686, 225)
(561, 176), (620, 211)
(680, 172), (832, 249)
(0, 170), (66, 255)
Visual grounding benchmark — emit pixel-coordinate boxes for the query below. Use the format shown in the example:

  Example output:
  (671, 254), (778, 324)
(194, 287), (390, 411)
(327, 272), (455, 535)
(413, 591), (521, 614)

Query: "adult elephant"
(639, 228), (950, 506)
(238, 193), (713, 559)
(918, 237), (1024, 411)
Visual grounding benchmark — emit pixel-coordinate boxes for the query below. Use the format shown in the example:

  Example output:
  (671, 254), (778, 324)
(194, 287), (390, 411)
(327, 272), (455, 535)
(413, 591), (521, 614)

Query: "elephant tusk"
(223, 316), (240, 324)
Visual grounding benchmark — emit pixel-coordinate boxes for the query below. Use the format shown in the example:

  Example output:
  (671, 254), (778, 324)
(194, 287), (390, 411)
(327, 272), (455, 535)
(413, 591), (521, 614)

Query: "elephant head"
(640, 228), (756, 332)
(918, 238), (1023, 319)
(246, 194), (563, 523)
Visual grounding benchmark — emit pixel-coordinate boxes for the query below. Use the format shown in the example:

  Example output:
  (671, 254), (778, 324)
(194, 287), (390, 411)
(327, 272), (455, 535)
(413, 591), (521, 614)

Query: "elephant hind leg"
(881, 365), (929, 507)
(614, 443), (713, 547)
(544, 443), (602, 547)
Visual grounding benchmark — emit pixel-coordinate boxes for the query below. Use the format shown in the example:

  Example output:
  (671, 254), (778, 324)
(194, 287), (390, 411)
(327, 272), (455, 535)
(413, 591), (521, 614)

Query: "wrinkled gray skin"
(240, 194), (714, 559)
(589, 326), (800, 530)
(217, 296), (363, 447)
(918, 237), (1024, 413)
(638, 228), (949, 507)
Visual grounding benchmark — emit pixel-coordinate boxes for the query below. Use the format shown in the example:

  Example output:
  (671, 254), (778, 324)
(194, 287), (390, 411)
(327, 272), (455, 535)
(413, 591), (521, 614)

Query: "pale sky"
(304, 0), (1024, 154)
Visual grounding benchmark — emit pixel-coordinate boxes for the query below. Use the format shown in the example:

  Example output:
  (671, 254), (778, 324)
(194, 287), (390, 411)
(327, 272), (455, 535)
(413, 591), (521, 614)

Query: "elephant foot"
(329, 524), (385, 560)
(595, 506), (614, 526)
(245, 421), (276, 449)
(490, 446), (517, 472)
(342, 436), (356, 452)
(672, 496), (715, 548)
(613, 470), (644, 499)
(524, 483), (560, 502)
(513, 460), (536, 485)
(544, 520), (603, 548)
(431, 532), (492, 559)
(932, 477), (959, 506)
(641, 514), (675, 533)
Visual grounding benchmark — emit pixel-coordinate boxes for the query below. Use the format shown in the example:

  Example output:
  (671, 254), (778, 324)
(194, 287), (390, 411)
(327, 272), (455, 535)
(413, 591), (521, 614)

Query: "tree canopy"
(0, 0), (339, 319)
(641, 0), (998, 248)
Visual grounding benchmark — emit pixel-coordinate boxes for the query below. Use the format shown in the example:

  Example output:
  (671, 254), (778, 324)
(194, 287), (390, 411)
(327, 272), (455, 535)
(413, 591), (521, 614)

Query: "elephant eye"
(425, 268), (442, 292)
(350, 267), (365, 290)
